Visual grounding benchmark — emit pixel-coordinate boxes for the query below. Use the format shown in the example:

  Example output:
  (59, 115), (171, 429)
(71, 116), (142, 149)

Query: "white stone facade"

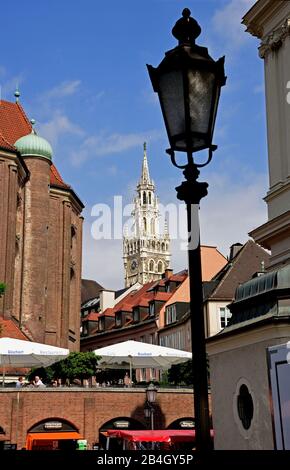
(123, 144), (170, 287)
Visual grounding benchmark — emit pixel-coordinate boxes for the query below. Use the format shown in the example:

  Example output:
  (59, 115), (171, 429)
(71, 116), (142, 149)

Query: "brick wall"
(0, 388), (204, 449)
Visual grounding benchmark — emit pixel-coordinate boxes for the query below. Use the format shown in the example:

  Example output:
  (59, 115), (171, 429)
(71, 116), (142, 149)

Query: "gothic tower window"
(143, 192), (147, 204)
(143, 217), (147, 233)
(149, 192), (152, 204)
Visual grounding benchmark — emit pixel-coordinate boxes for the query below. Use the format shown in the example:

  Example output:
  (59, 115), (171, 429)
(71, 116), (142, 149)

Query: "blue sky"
(0, 0), (269, 288)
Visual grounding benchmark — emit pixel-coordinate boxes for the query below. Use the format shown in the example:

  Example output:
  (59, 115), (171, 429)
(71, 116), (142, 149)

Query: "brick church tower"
(0, 92), (84, 350)
(123, 144), (170, 287)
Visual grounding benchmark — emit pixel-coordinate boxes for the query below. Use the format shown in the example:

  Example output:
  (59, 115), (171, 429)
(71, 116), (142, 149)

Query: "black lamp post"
(145, 383), (158, 430)
(147, 8), (226, 452)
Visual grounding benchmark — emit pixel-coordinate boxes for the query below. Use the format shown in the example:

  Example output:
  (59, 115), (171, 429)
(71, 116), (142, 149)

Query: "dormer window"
(149, 303), (155, 317)
(133, 308), (139, 323)
(99, 318), (104, 331)
(115, 313), (122, 327)
(166, 304), (177, 324)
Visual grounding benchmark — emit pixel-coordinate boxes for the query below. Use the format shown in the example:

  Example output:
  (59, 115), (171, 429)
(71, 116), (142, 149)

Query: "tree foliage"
(168, 357), (210, 386)
(0, 283), (6, 298)
(168, 360), (193, 386)
(28, 352), (99, 385)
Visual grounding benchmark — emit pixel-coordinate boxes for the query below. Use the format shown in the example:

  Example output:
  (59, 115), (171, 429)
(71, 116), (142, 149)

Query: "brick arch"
(99, 416), (145, 450)
(99, 416), (145, 431)
(167, 416), (195, 429)
(26, 416), (79, 434)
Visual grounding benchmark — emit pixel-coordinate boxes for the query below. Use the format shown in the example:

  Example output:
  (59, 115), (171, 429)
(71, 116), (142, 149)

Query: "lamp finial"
(172, 8), (201, 45)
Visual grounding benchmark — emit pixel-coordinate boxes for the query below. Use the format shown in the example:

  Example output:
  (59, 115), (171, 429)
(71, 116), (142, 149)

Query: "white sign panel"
(268, 342), (290, 449)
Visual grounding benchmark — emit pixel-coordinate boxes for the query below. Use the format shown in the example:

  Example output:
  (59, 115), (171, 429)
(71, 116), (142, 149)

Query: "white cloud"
(212, 0), (256, 49)
(200, 171), (267, 255)
(43, 80), (81, 100)
(37, 112), (85, 147)
(81, 170), (268, 288)
(70, 129), (164, 167)
(156, 169), (268, 272)
(82, 219), (124, 289)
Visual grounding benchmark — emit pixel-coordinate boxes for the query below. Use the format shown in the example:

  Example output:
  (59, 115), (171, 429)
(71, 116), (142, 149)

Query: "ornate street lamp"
(145, 383), (158, 430)
(147, 8), (226, 452)
(146, 382), (158, 404)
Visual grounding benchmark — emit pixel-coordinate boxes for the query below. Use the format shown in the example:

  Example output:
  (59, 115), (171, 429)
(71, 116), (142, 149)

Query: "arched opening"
(161, 242), (165, 251)
(149, 192), (152, 204)
(149, 260), (154, 272)
(26, 418), (81, 451)
(0, 426), (5, 450)
(71, 225), (76, 250)
(99, 417), (145, 450)
(157, 261), (163, 273)
(143, 192), (147, 204)
(143, 218), (147, 233)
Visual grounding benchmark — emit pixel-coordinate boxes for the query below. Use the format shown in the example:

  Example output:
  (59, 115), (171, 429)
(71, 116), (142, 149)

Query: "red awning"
(106, 429), (198, 443)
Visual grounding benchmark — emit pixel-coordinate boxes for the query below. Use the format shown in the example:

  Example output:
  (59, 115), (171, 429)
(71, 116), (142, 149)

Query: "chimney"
(99, 290), (115, 312)
(229, 243), (243, 261)
(163, 268), (173, 279)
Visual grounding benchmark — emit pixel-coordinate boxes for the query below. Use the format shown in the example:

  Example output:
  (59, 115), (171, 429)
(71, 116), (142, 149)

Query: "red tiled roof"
(168, 274), (187, 283)
(0, 99), (69, 189)
(100, 308), (115, 318)
(0, 318), (28, 340)
(0, 131), (15, 151)
(82, 312), (100, 322)
(0, 100), (32, 147)
(153, 292), (172, 302)
(50, 164), (70, 189)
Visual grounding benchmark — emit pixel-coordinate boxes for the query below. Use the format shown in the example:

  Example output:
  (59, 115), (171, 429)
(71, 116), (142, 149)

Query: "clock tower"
(123, 143), (171, 287)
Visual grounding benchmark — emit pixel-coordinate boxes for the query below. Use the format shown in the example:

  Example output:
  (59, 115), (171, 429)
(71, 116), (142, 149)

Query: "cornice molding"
(259, 18), (290, 58)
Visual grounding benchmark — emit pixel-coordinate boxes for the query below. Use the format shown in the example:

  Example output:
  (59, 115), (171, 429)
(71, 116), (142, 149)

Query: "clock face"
(131, 259), (138, 271)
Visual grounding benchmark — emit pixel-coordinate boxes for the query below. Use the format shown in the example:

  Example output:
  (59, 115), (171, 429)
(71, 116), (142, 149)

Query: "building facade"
(0, 95), (84, 350)
(248, 0), (290, 270)
(123, 143), (170, 287)
(207, 0), (290, 450)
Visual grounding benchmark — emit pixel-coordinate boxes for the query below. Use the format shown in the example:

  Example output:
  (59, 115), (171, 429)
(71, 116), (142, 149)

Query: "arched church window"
(161, 242), (165, 251)
(143, 192), (147, 204)
(149, 192), (152, 204)
(149, 260), (154, 272)
(143, 218), (147, 233)
(157, 261), (163, 273)
(152, 241), (155, 249)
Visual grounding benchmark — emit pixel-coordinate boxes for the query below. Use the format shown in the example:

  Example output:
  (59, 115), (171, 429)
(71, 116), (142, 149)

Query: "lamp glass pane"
(188, 69), (215, 150)
(158, 69), (185, 148)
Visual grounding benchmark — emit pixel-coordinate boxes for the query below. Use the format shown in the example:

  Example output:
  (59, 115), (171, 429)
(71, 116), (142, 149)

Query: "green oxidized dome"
(14, 132), (53, 161)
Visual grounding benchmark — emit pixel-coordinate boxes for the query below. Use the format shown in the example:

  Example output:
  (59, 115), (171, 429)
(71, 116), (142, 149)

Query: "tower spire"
(140, 142), (151, 184)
